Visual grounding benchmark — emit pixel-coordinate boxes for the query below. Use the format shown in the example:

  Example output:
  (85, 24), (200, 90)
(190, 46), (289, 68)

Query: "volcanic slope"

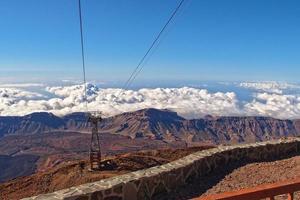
(0, 131), (184, 183)
(0, 146), (213, 200)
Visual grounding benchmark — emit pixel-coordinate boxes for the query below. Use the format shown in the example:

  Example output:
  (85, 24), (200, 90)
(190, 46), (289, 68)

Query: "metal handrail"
(194, 177), (300, 200)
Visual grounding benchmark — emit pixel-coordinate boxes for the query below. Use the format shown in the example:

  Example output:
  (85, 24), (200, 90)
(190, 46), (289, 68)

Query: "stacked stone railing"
(23, 138), (300, 200)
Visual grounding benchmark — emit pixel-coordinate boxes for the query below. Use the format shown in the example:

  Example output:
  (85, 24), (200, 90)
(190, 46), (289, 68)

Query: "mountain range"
(1, 108), (300, 144)
(1, 108), (300, 183)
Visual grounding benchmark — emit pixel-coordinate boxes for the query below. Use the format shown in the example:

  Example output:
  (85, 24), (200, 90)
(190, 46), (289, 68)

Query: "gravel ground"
(164, 155), (300, 200)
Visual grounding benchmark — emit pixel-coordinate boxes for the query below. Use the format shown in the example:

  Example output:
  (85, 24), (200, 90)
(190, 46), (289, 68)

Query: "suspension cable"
(122, 0), (186, 91)
(77, 0), (187, 104)
(78, 0), (88, 111)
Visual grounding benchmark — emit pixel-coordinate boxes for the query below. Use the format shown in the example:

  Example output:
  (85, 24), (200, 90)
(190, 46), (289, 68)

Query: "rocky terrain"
(0, 146), (213, 200)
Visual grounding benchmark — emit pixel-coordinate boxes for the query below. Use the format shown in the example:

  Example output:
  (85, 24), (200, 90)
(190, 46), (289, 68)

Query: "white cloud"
(244, 93), (300, 119)
(1, 83), (300, 119)
(0, 88), (44, 99)
(0, 84), (241, 118)
(94, 87), (240, 119)
(0, 88), (47, 115)
(0, 83), (44, 88)
(239, 81), (300, 94)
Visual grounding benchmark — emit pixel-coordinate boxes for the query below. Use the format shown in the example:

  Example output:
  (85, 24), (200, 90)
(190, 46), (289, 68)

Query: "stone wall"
(23, 138), (300, 200)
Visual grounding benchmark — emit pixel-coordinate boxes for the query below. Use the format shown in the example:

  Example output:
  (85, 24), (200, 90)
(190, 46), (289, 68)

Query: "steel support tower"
(88, 113), (102, 170)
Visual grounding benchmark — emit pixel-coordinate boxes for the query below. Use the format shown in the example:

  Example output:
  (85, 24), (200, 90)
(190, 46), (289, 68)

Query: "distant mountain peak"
(85, 83), (99, 96)
(133, 108), (184, 121)
(25, 112), (56, 119)
(203, 115), (216, 120)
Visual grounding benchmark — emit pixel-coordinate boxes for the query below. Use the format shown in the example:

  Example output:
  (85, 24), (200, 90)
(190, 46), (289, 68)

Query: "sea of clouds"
(0, 81), (300, 119)
(239, 81), (300, 94)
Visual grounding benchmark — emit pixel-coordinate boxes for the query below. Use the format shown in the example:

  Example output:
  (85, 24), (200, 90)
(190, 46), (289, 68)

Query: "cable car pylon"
(88, 112), (102, 170)
(78, 0), (102, 171)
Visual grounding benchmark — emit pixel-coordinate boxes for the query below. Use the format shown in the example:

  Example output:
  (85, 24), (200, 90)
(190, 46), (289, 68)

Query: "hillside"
(0, 146), (213, 200)
(0, 131), (185, 183)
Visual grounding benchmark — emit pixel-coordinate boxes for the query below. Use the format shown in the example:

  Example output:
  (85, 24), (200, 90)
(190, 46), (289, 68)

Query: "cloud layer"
(47, 85), (240, 118)
(239, 81), (300, 94)
(244, 93), (300, 119)
(0, 82), (300, 119)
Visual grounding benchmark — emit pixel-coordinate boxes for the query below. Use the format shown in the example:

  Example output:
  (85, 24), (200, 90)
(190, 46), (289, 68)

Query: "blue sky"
(1, 0), (300, 85)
